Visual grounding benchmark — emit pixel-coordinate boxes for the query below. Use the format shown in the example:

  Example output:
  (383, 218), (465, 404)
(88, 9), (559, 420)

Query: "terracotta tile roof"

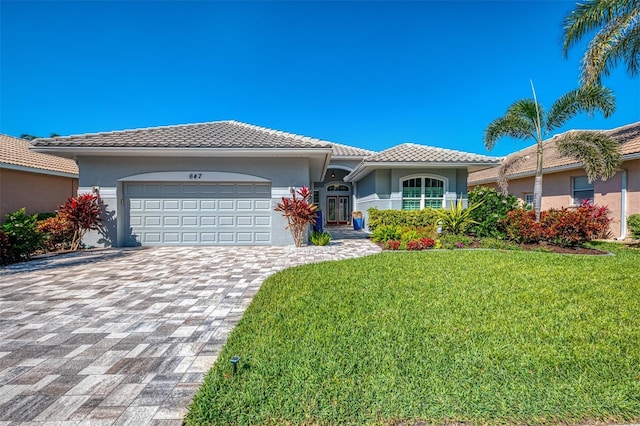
(0, 134), (78, 176)
(363, 143), (501, 164)
(468, 121), (640, 185)
(330, 142), (376, 157)
(31, 120), (334, 150)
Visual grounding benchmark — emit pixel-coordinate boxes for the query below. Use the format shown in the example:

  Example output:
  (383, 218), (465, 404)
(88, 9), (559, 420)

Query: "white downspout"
(617, 169), (628, 240)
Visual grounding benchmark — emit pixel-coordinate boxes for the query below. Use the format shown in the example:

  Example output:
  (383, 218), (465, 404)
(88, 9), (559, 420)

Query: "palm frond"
(484, 114), (536, 151)
(546, 85), (616, 131)
(581, 8), (640, 84)
(555, 130), (622, 182)
(497, 154), (530, 195)
(563, 0), (637, 55)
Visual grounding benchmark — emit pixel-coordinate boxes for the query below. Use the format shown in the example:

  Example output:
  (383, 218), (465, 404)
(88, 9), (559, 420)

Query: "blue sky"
(1, 0), (638, 157)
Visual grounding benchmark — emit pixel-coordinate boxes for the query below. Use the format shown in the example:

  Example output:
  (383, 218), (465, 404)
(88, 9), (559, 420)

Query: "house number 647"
(189, 173), (202, 179)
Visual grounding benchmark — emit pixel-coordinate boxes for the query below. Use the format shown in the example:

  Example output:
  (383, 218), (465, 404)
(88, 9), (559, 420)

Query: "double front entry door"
(326, 196), (349, 225)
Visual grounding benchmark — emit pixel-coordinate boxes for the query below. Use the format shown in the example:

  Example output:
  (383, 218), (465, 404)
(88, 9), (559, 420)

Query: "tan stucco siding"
(0, 168), (78, 220)
(626, 159), (640, 222)
(469, 161), (640, 238)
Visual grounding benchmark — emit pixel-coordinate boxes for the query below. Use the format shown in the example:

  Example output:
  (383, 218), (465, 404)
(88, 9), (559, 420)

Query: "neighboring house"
(31, 121), (500, 246)
(468, 122), (640, 239)
(0, 133), (78, 221)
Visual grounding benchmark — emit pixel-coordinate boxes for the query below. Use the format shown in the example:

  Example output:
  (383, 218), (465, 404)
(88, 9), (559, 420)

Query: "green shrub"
(435, 199), (481, 235)
(468, 186), (519, 237)
(370, 224), (403, 243)
(309, 231), (331, 246)
(437, 233), (473, 249)
(2, 208), (44, 263)
(0, 230), (16, 266)
(367, 208), (439, 232)
(628, 214), (640, 238)
(478, 238), (521, 250)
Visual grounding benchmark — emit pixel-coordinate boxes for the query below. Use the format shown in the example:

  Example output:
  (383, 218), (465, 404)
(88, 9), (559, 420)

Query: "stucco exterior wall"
(77, 156), (313, 247)
(0, 168), (78, 219)
(354, 167), (471, 230)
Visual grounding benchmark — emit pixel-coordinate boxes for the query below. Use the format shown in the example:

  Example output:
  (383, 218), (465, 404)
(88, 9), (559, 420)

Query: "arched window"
(402, 177), (445, 210)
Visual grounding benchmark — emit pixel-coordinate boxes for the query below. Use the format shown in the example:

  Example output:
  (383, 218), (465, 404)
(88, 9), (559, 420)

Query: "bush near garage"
(1, 208), (44, 263)
(37, 215), (76, 252)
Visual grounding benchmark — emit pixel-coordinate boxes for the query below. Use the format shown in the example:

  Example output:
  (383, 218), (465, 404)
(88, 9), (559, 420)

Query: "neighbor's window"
(572, 176), (594, 204)
(402, 177), (445, 210)
(524, 193), (534, 209)
(313, 190), (320, 205)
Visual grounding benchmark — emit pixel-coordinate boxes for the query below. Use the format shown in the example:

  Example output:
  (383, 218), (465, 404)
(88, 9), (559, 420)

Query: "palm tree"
(562, 0), (640, 86)
(484, 82), (620, 221)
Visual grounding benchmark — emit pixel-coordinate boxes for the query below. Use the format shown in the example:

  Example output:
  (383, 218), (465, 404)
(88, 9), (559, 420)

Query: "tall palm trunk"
(534, 146), (544, 222)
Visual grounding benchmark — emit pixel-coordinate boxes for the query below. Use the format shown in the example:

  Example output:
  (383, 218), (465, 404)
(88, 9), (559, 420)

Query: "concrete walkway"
(0, 228), (379, 425)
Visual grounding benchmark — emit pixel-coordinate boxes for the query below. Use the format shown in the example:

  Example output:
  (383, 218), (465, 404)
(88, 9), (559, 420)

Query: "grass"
(185, 243), (640, 425)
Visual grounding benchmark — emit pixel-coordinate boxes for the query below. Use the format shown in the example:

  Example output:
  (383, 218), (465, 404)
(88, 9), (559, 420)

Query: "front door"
(326, 196), (350, 225)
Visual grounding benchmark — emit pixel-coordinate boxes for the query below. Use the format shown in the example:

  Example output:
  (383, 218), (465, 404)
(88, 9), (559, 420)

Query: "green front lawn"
(186, 243), (640, 425)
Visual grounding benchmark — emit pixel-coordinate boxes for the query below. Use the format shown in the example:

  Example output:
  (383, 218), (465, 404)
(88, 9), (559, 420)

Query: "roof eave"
(0, 162), (78, 178)
(30, 146), (334, 159)
(345, 161), (500, 182)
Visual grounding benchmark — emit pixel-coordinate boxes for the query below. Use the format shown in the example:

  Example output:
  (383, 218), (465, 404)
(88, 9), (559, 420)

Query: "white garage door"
(125, 182), (272, 245)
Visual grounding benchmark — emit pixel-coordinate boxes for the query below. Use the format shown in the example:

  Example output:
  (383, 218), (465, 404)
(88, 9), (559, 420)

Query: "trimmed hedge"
(367, 207), (439, 232)
(628, 214), (640, 239)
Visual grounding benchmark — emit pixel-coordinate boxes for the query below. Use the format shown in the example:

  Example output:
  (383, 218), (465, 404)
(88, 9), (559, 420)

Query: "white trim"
(346, 161), (499, 182)
(618, 169), (628, 240)
(0, 162), (78, 178)
(324, 181), (352, 193)
(118, 171), (270, 183)
(31, 147), (333, 158)
(327, 164), (355, 173)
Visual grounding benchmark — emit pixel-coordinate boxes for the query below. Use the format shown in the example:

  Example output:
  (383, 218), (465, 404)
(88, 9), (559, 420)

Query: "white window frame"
(400, 174), (448, 210)
(524, 193), (534, 209)
(572, 176), (594, 205)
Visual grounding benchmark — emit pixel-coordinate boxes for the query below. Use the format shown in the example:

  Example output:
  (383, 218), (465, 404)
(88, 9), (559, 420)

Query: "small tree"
(58, 194), (103, 251)
(274, 186), (318, 247)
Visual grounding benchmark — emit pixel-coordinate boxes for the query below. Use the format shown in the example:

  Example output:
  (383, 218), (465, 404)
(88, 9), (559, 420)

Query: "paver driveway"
(0, 231), (380, 425)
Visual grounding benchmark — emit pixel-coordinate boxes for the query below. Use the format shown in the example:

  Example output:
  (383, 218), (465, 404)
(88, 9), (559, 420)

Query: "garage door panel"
(201, 200), (216, 210)
(237, 200), (253, 210)
(218, 200), (234, 210)
(255, 216), (270, 226)
(237, 216), (253, 226)
(182, 216), (198, 226)
(254, 200), (271, 210)
(144, 200), (161, 210)
(201, 217), (216, 226)
(164, 217), (180, 226)
(145, 216), (161, 226)
(126, 182), (272, 245)
(219, 216), (234, 226)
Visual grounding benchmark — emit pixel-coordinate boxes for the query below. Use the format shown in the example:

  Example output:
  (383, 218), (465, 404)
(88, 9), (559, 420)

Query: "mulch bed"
(376, 239), (611, 255)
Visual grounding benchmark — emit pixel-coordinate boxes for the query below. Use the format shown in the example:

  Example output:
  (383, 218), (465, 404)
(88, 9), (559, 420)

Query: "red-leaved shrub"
(58, 194), (103, 251)
(274, 186), (318, 247)
(502, 201), (611, 247)
(385, 240), (401, 250)
(501, 209), (544, 243)
(37, 215), (75, 251)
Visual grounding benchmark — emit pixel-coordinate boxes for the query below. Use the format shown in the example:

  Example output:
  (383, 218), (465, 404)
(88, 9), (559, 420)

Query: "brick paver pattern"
(0, 228), (380, 425)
